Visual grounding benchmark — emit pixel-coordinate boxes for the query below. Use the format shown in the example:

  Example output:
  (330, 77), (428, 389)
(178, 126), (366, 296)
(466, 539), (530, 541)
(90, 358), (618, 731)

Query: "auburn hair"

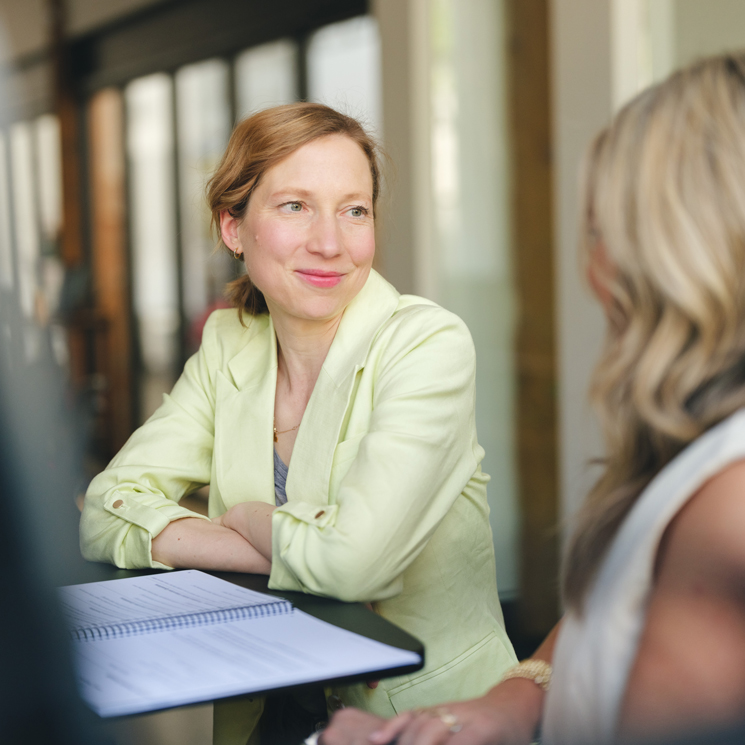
(207, 102), (381, 317)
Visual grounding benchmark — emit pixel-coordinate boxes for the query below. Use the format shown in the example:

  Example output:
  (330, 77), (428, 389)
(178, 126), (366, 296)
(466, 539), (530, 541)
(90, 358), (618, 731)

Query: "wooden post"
(49, 0), (83, 270)
(88, 89), (133, 453)
(507, 0), (561, 642)
(49, 0), (96, 398)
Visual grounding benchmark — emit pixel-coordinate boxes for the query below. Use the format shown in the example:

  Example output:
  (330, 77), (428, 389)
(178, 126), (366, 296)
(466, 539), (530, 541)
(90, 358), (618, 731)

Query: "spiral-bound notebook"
(58, 570), (421, 717)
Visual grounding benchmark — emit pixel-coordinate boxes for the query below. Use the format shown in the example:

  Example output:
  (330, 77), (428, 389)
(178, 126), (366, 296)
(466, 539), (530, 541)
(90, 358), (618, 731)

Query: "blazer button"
(315, 510), (325, 519)
(112, 499), (124, 508)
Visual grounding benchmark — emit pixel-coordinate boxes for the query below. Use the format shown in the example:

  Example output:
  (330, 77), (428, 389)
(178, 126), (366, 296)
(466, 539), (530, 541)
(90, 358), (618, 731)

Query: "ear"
(220, 210), (242, 255)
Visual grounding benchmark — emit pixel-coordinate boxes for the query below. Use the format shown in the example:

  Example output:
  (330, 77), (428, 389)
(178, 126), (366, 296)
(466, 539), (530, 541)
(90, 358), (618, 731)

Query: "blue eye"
(350, 207), (367, 217)
(289, 202), (302, 212)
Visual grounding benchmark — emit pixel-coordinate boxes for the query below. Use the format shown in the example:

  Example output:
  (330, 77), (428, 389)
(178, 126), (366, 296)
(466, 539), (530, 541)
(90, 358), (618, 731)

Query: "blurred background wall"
(2, 5), (745, 724)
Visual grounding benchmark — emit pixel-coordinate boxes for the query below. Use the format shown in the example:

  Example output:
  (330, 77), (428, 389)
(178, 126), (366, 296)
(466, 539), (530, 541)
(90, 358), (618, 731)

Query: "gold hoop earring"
(232, 246), (242, 260)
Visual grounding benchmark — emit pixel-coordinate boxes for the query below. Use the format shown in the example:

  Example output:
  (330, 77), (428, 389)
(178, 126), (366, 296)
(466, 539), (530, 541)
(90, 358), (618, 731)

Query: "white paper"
(72, 609), (421, 717)
(58, 570), (287, 631)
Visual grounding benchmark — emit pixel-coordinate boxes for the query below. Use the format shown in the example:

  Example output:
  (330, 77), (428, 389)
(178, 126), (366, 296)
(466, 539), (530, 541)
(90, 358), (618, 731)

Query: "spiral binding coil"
(70, 599), (293, 641)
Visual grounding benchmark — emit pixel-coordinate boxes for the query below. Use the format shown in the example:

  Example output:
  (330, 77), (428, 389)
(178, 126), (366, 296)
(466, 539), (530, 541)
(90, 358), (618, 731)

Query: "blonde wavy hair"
(564, 52), (745, 609)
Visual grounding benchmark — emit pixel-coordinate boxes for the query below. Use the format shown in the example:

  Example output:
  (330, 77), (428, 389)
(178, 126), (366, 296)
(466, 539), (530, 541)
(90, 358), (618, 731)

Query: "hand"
(322, 708), (388, 745)
(214, 502), (257, 539)
(214, 501), (275, 561)
(367, 678), (544, 745)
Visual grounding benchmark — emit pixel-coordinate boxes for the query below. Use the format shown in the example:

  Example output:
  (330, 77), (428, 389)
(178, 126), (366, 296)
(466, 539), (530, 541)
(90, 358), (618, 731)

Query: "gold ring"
(429, 708), (461, 734)
(439, 713), (462, 733)
(412, 707), (461, 734)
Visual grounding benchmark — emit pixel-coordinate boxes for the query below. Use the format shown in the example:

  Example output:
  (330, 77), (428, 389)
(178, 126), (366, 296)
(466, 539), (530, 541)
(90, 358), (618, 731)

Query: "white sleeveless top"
(543, 408), (745, 745)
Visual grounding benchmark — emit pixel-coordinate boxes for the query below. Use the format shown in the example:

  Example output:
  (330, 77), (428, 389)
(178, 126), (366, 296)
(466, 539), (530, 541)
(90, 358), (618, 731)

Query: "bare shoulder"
(621, 459), (745, 737)
(659, 458), (745, 590)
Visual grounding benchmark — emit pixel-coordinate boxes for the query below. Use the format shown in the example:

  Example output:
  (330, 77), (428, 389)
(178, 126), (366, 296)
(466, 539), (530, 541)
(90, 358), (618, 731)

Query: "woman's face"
(221, 134), (375, 326)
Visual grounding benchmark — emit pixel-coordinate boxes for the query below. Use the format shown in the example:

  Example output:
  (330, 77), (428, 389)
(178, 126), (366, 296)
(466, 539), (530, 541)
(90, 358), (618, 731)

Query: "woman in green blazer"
(80, 103), (516, 739)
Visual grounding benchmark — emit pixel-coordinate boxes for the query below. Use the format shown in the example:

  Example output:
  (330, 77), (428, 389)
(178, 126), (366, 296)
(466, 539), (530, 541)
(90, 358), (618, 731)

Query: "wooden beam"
(88, 88), (133, 453)
(506, 0), (561, 641)
(50, 0), (84, 269)
(69, 0), (368, 94)
(49, 0), (96, 398)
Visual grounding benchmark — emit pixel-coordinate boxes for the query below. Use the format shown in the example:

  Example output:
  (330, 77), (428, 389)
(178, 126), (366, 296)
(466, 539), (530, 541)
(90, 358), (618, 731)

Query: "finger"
(396, 713), (440, 745)
(448, 726), (499, 745)
(407, 716), (455, 745)
(448, 719), (515, 745)
(368, 711), (415, 743)
(366, 680), (379, 689)
(325, 709), (384, 745)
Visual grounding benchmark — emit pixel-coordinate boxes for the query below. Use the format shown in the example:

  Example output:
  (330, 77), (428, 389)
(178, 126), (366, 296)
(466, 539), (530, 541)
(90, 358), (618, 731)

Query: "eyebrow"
(268, 188), (372, 202)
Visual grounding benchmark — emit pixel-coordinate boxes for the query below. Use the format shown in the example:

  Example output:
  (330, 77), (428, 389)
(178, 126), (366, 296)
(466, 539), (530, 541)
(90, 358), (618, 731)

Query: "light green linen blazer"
(80, 270), (516, 717)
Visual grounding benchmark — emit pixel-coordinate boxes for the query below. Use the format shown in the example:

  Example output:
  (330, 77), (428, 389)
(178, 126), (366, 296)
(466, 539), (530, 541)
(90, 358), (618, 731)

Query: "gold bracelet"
(501, 659), (552, 691)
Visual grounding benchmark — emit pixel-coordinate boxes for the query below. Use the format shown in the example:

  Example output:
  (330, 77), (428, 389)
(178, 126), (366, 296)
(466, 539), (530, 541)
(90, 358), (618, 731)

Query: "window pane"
(175, 58), (232, 351)
(235, 39), (298, 118)
(32, 114), (65, 328)
(307, 16), (382, 136)
(428, 0), (518, 597)
(9, 121), (39, 319)
(33, 114), (63, 249)
(0, 131), (14, 290)
(125, 73), (179, 421)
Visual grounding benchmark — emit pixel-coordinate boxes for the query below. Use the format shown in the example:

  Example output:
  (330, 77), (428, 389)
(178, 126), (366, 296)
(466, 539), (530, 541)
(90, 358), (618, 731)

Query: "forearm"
(479, 619), (562, 735)
(151, 517), (272, 574)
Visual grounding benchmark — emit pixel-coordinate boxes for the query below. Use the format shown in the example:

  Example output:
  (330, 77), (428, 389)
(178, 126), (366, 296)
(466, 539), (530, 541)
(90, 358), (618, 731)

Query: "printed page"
(58, 571), (287, 631)
(72, 609), (422, 717)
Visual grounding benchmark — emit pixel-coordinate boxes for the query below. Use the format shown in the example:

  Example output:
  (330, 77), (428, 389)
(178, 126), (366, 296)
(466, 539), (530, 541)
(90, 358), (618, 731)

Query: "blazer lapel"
(285, 270), (400, 507)
(215, 314), (277, 508)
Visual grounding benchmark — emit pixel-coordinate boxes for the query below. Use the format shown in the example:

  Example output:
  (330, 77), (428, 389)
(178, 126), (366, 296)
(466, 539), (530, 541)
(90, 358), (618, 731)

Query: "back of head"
(565, 52), (745, 608)
(207, 102), (381, 316)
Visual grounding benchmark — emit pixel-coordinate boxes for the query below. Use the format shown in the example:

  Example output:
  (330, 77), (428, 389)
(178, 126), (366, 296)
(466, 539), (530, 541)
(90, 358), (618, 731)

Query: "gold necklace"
(273, 421), (300, 442)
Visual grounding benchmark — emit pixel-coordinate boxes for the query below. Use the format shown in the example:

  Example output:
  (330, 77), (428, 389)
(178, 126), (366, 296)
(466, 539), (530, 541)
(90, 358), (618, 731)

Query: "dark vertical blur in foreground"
(0, 21), (99, 745)
(0, 299), (99, 745)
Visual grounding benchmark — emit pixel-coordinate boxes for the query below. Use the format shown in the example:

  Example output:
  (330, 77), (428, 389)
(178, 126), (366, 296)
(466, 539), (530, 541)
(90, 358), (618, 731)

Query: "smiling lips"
(296, 269), (345, 288)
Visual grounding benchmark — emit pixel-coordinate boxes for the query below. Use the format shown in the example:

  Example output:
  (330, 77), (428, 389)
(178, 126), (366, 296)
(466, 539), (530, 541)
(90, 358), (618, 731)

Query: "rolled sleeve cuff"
(267, 556), (299, 592)
(267, 503), (339, 592)
(104, 491), (211, 569)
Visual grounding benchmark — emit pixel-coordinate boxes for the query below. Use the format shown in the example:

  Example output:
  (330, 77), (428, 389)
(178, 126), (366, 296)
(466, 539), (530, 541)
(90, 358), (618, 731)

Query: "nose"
(307, 212), (342, 258)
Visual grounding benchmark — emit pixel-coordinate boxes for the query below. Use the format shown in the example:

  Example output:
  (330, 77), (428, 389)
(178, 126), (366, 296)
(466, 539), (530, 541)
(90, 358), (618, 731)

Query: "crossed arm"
(151, 502), (276, 573)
